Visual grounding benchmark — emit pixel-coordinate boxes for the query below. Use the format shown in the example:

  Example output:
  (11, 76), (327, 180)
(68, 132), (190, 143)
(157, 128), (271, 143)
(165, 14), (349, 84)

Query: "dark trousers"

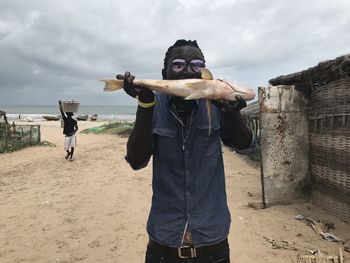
(145, 241), (230, 263)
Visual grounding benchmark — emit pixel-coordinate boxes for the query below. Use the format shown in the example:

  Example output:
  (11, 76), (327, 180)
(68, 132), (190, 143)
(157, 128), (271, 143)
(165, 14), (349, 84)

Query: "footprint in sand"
(55, 240), (69, 249)
(63, 217), (77, 224)
(88, 240), (101, 248)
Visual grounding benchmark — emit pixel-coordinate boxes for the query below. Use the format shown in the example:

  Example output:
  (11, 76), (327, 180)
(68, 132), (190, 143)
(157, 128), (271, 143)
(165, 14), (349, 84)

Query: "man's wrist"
(138, 99), (155, 108)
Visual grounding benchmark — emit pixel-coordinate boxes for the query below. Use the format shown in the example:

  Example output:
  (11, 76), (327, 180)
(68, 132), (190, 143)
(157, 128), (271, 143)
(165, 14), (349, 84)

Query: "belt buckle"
(178, 245), (196, 259)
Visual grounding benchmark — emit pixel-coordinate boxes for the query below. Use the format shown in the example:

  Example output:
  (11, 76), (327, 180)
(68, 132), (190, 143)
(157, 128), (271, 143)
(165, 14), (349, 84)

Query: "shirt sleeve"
(124, 154), (150, 170)
(220, 112), (258, 155)
(230, 132), (258, 155)
(125, 106), (154, 170)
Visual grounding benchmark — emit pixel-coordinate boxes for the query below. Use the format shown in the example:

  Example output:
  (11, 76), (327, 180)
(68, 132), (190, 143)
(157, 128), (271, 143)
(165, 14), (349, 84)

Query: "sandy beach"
(0, 120), (349, 263)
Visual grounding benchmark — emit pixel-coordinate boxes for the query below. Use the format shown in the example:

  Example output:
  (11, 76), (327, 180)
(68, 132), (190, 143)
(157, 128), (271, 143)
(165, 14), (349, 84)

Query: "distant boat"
(90, 114), (98, 121)
(77, 114), (89, 121)
(42, 115), (60, 121)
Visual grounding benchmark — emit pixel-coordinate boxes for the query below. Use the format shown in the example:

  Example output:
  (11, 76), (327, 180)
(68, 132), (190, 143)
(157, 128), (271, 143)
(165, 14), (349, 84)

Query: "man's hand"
(116, 71), (154, 103)
(212, 96), (247, 116)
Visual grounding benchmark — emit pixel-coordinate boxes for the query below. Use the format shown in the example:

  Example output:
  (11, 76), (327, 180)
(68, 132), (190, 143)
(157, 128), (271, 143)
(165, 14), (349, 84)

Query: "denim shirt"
(147, 92), (255, 248)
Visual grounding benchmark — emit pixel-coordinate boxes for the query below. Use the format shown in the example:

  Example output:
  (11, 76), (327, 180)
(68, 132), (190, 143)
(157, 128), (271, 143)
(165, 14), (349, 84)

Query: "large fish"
(101, 68), (255, 102)
(101, 68), (255, 135)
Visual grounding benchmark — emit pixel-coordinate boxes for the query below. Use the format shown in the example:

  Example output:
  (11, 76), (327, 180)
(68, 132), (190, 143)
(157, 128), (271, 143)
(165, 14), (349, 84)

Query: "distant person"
(1, 110), (9, 124)
(58, 100), (78, 161)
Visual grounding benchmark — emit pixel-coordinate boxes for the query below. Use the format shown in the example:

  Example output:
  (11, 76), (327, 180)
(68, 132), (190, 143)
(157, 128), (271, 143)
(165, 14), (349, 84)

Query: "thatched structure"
(270, 54), (350, 98)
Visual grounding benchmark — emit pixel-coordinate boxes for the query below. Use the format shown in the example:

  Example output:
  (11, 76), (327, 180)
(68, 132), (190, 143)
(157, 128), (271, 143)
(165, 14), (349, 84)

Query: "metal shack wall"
(259, 85), (310, 203)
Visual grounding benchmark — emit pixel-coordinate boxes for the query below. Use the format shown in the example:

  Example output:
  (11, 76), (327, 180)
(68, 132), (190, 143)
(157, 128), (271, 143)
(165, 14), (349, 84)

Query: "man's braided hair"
(162, 39), (205, 79)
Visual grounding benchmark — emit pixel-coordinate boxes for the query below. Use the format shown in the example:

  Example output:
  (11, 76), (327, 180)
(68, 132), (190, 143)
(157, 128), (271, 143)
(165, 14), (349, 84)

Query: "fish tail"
(206, 99), (212, 136)
(100, 79), (124, 92)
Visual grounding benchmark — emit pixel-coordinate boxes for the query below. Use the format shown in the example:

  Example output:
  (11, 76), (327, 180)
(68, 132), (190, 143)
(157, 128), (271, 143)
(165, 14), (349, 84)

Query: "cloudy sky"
(1, 0), (349, 106)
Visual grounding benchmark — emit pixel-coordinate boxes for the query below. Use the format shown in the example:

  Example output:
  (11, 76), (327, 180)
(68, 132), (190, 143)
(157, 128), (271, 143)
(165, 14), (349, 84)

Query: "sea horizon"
(1, 105), (137, 121)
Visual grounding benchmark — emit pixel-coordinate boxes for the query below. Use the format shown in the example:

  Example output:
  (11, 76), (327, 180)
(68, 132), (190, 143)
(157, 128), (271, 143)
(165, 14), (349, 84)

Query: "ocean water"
(2, 105), (137, 121)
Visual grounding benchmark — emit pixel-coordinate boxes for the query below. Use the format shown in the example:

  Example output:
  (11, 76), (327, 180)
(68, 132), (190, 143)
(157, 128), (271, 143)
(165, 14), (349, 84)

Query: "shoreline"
(7, 115), (136, 123)
(2, 105), (137, 122)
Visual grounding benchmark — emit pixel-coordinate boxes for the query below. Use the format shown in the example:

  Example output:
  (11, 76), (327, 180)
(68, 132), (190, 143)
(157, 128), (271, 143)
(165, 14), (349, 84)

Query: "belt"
(148, 238), (228, 259)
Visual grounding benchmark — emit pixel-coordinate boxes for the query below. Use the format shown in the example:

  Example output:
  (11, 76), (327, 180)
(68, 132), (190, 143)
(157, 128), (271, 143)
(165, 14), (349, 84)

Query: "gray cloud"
(0, 0), (349, 106)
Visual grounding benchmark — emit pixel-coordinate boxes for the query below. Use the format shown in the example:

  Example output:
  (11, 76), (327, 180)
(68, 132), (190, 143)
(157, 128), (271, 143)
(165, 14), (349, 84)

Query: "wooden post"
(4, 124), (8, 150)
(38, 125), (41, 143)
(21, 127), (24, 147)
(340, 247), (343, 263)
(29, 125), (32, 145)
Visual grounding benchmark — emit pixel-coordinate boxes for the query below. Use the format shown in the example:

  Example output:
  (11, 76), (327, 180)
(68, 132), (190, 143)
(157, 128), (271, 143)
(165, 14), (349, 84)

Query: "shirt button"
(187, 192), (191, 196)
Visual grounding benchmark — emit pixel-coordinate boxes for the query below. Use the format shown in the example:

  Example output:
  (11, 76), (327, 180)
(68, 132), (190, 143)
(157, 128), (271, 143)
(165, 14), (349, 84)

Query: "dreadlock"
(162, 39), (205, 79)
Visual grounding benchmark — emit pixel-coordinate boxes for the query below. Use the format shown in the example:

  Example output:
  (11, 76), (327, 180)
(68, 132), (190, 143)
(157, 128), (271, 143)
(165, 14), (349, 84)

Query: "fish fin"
(100, 79), (124, 92)
(184, 84), (214, 100)
(184, 92), (205, 100)
(201, 68), (214, 80)
(206, 99), (212, 136)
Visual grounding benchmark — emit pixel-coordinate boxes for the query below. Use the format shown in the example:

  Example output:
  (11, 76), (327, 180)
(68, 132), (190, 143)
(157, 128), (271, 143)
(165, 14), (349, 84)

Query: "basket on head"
(61, 100), (80, 113)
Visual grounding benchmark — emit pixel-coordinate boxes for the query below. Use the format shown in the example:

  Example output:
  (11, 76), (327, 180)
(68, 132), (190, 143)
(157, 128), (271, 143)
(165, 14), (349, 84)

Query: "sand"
(0, 120), (349, 263)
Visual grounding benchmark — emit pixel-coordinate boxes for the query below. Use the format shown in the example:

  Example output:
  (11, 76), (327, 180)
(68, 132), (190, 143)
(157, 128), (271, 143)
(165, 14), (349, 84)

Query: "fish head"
(220, 79), (256, 101)
(200, 68), (213, 80)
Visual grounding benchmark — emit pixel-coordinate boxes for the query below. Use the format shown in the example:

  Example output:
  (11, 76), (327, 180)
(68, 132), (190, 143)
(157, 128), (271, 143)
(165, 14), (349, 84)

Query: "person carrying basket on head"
(59, 100), (78, 162)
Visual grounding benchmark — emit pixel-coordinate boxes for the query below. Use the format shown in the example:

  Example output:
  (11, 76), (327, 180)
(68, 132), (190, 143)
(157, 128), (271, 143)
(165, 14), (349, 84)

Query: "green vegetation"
(40, 140), (56, 147)
(81, 122), (134, 137)
(0, 140), (40, 153)
(0, 140), (55, 154)
(0, 124), (41, 153)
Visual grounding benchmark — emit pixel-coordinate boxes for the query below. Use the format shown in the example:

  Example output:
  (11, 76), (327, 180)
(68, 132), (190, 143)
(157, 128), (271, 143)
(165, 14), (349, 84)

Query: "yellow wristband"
(138, 100), (156, 108)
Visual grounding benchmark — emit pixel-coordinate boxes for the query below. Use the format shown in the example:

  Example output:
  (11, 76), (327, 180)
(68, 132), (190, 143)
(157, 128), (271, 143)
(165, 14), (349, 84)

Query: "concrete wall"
(259, 85), (310, 204)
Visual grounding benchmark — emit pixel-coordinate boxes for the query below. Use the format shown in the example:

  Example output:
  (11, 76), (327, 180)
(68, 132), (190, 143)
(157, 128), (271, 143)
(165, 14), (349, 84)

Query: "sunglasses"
(171, 58), (205, 73)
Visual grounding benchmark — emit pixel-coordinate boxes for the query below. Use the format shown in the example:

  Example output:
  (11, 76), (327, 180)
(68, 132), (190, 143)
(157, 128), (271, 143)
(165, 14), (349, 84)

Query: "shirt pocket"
(195, 127), (221, 158)
(153, 128), (178, 162)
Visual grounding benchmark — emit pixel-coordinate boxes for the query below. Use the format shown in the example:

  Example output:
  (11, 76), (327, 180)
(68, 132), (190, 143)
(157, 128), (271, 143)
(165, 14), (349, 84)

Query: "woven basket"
(309, 78), (350, 223)
(62, 100), (80, 113)
(311, 188), (350, 223)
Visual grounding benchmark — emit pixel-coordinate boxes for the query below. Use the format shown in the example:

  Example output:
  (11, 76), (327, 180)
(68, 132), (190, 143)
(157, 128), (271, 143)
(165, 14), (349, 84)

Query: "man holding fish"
(116, 40), (256, 262)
